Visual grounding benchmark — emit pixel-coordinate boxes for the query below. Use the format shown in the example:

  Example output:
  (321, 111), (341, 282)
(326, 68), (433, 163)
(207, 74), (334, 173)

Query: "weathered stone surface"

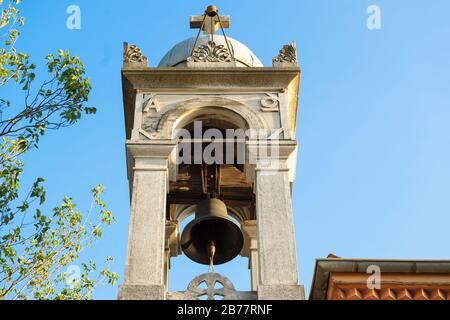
(118, 285), (165, 300)
(123, 42), (148, 68)
(256, 167), (299, 285)
(258, 285), (305, 300)
(167, 273), (257, 301)
(120, 143), (176, 300)
(123, 170), (167, 284)
(246, 141), (304, 300)
(273, 42), (298, 68)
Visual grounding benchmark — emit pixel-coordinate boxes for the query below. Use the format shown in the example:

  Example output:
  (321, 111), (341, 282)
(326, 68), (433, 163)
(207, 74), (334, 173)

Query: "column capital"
(126, 140), (177, 172)
(247, 140), (297, 159)
(126, 140), (177, 159)
(247, 140), (297, 173)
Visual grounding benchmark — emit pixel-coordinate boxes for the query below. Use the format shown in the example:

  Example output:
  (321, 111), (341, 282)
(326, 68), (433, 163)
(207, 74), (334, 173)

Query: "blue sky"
(6, 0), (450, 299)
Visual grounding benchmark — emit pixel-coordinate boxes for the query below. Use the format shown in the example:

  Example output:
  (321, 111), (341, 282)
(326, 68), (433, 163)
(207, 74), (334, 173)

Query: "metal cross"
(190, 12), (230, 35)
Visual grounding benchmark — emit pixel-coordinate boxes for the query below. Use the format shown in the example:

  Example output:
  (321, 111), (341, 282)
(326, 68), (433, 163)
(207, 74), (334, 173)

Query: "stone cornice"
(122, 67), (300, 91)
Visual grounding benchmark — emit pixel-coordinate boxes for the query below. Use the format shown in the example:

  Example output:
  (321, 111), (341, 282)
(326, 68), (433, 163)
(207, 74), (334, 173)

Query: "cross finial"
(190, 5), (230, 35)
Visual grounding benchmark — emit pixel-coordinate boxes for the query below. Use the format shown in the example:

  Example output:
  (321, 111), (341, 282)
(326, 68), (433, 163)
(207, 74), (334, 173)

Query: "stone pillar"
(118, 142), (176, 300)
(241, 220), (259, 292)
(164, 248), (170, 290)
(249, 141), (305, 300)
(164, 220), (181, 290)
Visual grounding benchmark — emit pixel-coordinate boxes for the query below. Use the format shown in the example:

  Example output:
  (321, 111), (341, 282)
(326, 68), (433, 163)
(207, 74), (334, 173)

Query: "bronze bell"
(181, 198), (244, 265)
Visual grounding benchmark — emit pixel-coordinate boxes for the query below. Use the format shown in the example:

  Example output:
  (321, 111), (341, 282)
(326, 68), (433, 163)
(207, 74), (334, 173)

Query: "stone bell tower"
(119, 5), (304, 300)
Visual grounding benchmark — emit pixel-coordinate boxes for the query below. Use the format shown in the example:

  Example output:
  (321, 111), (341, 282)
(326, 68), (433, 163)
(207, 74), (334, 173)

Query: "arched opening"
(168, 109), (255, 219)
(172, 106), (250, 136)
(167, 107), (255, 294)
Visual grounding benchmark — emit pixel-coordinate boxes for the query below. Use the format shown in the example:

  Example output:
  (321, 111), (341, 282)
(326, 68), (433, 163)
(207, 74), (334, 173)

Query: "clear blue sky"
(8, 0), (450, 299)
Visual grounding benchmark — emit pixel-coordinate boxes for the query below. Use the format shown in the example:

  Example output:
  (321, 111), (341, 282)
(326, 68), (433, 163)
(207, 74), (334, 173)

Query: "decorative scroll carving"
(272, 42), (297, 66)
(260, 95), (280, 112)
(188, 41), (233, 63)
(167, 273), (256, 300)
(123, 42), (148, 66)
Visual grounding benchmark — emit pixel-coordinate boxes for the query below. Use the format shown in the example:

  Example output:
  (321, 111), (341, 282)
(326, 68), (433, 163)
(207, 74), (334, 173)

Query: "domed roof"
(158, 35), (263, 68)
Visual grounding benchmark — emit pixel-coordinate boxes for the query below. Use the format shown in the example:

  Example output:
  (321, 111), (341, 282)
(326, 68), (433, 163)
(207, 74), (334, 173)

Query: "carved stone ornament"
(123, 42), (148, 66)
(260, 95), (280, 112)
(167, 273), (256, 300)
(272, 42), (297, 66)
(139, 96), (269, 140)
(188, 41), (233, 63)
(143, 95), (160, 113)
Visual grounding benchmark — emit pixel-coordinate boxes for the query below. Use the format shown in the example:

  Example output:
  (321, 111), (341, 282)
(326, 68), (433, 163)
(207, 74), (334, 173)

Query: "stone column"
(248, 141), (305, 300)
(119, 141), (176, 300)
(241, 220), (259, 292)
(164, 248), (170, 290)
(164, 220), (181, 289)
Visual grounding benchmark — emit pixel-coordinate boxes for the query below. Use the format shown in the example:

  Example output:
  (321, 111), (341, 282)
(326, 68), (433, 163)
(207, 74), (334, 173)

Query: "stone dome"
(158, 35), (263, 68)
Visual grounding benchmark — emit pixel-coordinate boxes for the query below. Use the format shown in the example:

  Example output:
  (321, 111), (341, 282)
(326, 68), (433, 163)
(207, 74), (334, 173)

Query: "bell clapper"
(208, 240), (216, 272)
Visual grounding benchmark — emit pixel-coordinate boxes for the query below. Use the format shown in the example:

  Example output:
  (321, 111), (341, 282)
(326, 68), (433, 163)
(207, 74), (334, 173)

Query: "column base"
(118, 284), (166, 300)
(258, 285), (305, 300)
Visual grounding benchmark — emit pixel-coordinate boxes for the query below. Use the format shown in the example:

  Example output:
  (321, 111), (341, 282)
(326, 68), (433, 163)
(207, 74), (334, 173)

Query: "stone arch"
(168, 96), (256, 227)
(154, 96), (268, 139)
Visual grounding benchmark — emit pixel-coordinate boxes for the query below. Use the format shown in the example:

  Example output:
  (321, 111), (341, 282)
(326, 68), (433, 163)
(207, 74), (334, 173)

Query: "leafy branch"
(0, 0), (118, 300)
(0, 186), (118, 300)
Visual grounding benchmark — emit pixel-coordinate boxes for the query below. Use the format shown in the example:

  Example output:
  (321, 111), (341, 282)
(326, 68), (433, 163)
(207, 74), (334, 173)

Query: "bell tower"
(119, 5), (304, 300)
